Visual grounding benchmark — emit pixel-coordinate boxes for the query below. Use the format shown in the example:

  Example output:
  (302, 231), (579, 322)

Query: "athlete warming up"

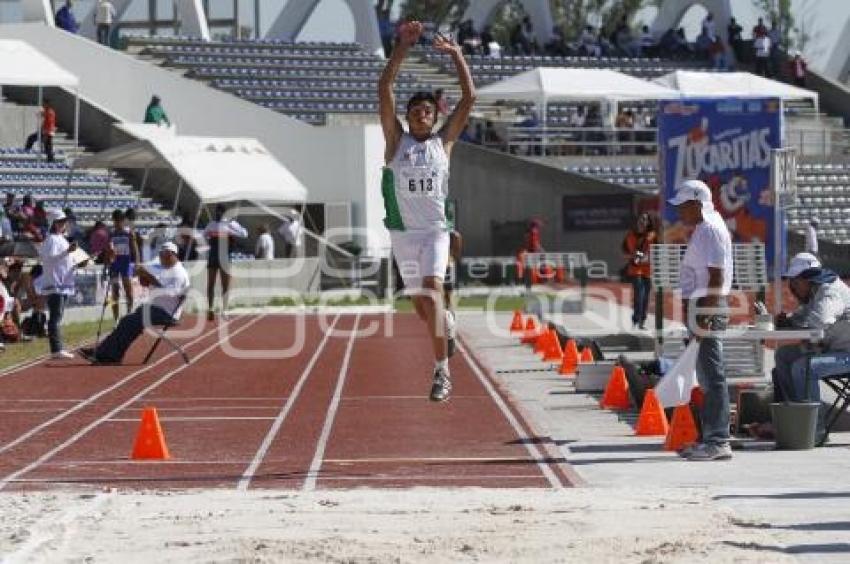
(378, 21), (475, 402)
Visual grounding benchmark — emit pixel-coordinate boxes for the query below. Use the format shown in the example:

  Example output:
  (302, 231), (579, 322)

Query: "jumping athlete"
(378, 21), (476, 402)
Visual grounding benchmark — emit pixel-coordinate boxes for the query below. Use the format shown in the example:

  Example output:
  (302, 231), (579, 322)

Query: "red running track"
(0, 313), (577, 491)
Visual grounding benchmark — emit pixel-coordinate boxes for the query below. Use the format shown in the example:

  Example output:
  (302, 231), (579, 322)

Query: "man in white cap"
(668, 179), (734, 461)
(38, 209), (77, 359)
(769, 252), (850, 442)
(80, 241), (189, 364)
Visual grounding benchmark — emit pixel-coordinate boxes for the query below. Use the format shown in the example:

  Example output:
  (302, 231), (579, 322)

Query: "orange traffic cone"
(664, 405), (699, 451)
(559, 339), (579, 376)
(635, 389), (669, 436)
(520, 318), (539, 344)
(600, 366), (631, 410)
(579, 346), (594, 363)
(543, 330), (564, 362)
(131, 406), (171, 460)
(533, 327), (550, 355)
(509, 310), (524, 333)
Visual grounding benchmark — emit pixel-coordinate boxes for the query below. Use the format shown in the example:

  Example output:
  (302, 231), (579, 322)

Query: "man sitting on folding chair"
(762, 252), (850, 444)
(80, 242), (190, 364)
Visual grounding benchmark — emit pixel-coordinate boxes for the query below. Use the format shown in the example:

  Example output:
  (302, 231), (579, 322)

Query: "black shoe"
(78, 347), (98, 363)
(429, 369), (452, 402)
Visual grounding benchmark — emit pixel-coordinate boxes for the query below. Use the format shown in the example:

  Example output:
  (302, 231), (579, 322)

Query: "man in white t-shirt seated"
(80, 242), (190, 364)
(668, 179), (734, 462)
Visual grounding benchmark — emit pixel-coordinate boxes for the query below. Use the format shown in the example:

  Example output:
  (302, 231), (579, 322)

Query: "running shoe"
(686, 443), (732, 461)
(429, 368), (452, 402)
(446, 310), (457, 358)
(51, 350), (74, 360)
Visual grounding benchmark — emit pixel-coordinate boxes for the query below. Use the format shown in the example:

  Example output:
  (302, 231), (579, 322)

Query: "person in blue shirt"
(55, 0), (79, 33)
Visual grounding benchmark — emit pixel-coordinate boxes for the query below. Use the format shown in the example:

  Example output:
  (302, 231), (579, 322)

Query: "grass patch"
(0, 320), (102, 372)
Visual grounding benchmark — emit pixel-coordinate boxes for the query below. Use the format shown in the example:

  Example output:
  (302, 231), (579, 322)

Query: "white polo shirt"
(680, 211), (733, 299)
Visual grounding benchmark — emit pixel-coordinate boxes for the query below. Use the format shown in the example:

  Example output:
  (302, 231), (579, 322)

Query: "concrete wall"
(0, 102), (38, 147)
(0, 23), (389, 254)
(450, 143), (644, 274)
(806, 69), (850, 127)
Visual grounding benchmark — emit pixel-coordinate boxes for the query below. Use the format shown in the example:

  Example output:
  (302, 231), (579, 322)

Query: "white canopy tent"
(476, 68), (681, 125)
(653, 71), (819, 110)
(73, 134), (308, 205)
(0, 39), (81, 148)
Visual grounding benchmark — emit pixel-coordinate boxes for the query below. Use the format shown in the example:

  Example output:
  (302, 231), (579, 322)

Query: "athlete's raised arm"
(378, 21), (421, 163)
(435, 33), (476, 155)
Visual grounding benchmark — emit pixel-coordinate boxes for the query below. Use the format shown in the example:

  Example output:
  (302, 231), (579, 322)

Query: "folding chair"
(802, 352), (850, 446)
(142, 295), (190, 365)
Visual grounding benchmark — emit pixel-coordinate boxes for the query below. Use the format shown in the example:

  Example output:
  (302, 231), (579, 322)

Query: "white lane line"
(458, 341), (564, 490)
(324, 456), (542, 463)
(119, 406), (284, 412)
(107, 416), (276, 422)
(127, 397), (289, 403)
(0, 355), (53, 379)
(0, 315), (264, 492)
(302, 314), (361, 492)
(235, 315), (342, 491)
(0, 320), (231, 456)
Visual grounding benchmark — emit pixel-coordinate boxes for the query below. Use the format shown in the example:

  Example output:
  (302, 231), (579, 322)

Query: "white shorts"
(390, 230), (450, 291)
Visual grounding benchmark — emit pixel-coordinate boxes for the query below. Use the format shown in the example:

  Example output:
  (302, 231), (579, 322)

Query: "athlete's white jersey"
(383, 133), (449, 232)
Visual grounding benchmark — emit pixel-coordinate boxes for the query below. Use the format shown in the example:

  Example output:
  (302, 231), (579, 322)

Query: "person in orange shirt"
(622, 213), (656, 329)
(24, 99), (57, 162)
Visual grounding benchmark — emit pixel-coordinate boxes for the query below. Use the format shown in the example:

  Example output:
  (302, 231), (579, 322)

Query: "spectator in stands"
(24, 99), (57, 163)
(668, 179), (733, 461)
(615, 108), (634, 154)
(768, 18), (783, 77)
(87, 220), (109, 262)
(479, 26), (495, 56)
(614, 17), (638, 57)
(277, 209), (302, 259)
(483, 120), (503, 148)
(638, 25), (656, 57)
(36, 209), (77, 360)
(524, 218), (543, 254)
(147, 222), (169, 261)
(622, 213), (656, 330)
(806, 218), (819, 256)
(55, 0), (79, 34)
(0, 209), (11, 243)
(767, 253), (850, 444)
(21, 217), (44, 243)
(377, 8), (394, 56)
(33, 201), (48, 236)
(63, 208), (84, 246)
(0, 265), (26, 345)
(701, 12), (717, 40)
(580, 26), (601, 57)
(107, 208), (139, 323)
(708, 35), (728, 70)
(94, 0), (117, 47)
(175, 215), (199, 262)
(545, 25), (568, 57)
(143, 95), (171, 127)
(255, 224), (274, 260)
(753, 31), (771, 77)
(752, 17), (768, 39)
(80, 242), (190, 365)
(20, 194), (35, 221)
(204, 204), (248, 320)
(727, 17), (744, 62)
(788, 50), (808, 87)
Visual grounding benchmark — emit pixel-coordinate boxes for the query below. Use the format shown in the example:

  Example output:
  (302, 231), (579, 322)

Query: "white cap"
(667, 179), (713, 207)
(159, 241), (179, 254)
(47, 209), (67, 224)
(783, 252), (821, 278)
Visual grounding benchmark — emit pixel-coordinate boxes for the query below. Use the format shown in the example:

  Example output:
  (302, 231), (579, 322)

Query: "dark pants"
(631, 276), (650, 325)
(25, 132), (54, 162)
(772, 344), (831, 436)
(95, 304), (175, 362)
(47, 293), (68, 353)
(97, 24), (111, 46)
(755, 57), (770, 77)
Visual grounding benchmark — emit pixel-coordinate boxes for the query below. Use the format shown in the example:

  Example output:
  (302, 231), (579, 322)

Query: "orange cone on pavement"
(600, 366), (631, 410)
(664, 405), (699, 451)
(579, 346), (594, 363)
(559, 339), (579, 376)
(543, 330), (564, 362)
(635, 389), (669, 436)
(533, 327), (550, 355)
(509, 310), (524, 333)
(131, 406), (171, 460)
(520, 318), (539, 344)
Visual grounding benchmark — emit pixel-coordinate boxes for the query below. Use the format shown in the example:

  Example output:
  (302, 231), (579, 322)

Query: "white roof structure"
(653, 71), (819, 106)
(74, 134), (308, 204)
(477, 68), (680, 104)
(0, 39), (79, 87)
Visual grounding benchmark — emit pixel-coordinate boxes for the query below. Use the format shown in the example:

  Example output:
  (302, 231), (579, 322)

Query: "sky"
(0, 0), (847, 73)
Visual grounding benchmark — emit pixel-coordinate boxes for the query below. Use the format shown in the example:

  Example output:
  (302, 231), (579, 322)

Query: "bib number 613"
(408, 178), (434, 192)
